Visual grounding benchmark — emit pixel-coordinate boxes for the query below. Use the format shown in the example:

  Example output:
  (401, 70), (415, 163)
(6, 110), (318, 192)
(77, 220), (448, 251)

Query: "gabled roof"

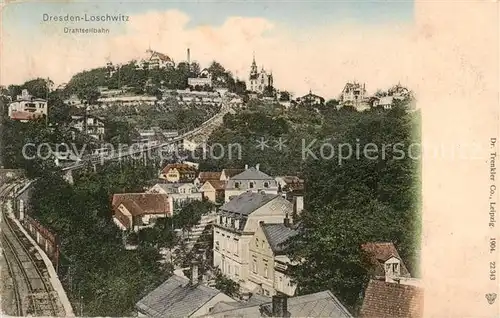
(204, 290), (353, 318)
(221, 168), (245, 178)
(136, 275), (226, 318)
(261, 223), (299, 254)
(161, 163), (197, 175)
(204, 180), (226, 191)
(360, 280), (423, 318)
(198, 171), (222, 183)
(220, 192), (278, 217)
(361, 242), (411, 278)
(112, 193), (170, 216)
(231, 167), (274, 181)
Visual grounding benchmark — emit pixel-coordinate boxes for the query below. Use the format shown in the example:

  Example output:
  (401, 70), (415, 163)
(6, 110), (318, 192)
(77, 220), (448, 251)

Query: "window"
(264, 290), (270, 296)
(249, 182), (254, 189)
(255, 238), (259, 247)
(235, 182), (240, 189)
(264, 182), (269, 188)
(264, 264), (269, 278)
(392, 263), (399, 272)
(253, 259), (257, 273)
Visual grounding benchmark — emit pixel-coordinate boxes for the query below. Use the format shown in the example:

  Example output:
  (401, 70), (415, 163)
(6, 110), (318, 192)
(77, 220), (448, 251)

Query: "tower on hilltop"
(248, 53), (273, 94)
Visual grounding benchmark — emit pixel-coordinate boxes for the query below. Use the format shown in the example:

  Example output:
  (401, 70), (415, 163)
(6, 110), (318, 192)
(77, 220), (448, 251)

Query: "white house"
(135, 49), (175, 70)
(8, 89), (47, 121)
(70, 115), (105, 140)
(147, 183), (202, 213)
(213, 192), (293, 293)
(372, 96), (394, 110)
(224, 165), (278, 202)
(248, 219), (299, 297)
(295, 91), (325, 107)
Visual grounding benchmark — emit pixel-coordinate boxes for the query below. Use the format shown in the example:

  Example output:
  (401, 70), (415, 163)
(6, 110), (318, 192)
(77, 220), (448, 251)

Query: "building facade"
(248, 56), (273, 94)
(159, 163), (197, 183)
(70, 115), (105, 140)
(8, 89), (48, 121)
(147, 183), (203, 213)
(135, 49), (175, 70)
(224, 165), (278, 202)
(213, 192), (293, 293)
(248, 220), (298, 297)
(112, 193), (171, 232)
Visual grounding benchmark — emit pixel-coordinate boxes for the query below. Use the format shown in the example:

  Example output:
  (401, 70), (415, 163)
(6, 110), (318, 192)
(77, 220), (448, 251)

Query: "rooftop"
(220, 192), (278, 217)
(231, 167), (274, 181)
(198, 171), (222, 183)
(361, 242), (411, 278)
(261, 222), (299, 254)
(136, 275), (226, 318)
(112, 193), (170, 216)
(360, 279), (424, 318)
(204, 290), (353, 318)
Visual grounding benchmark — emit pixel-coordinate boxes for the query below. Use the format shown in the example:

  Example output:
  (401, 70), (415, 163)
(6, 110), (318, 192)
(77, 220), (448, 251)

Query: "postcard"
(0, 1), (498, 317)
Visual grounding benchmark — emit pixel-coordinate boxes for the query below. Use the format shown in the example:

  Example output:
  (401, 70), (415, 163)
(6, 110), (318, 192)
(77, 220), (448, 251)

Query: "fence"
(23, 215), (61, 272)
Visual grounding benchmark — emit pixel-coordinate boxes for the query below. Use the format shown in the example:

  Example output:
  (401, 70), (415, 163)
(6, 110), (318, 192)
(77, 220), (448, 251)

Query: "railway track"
(1, 179), (60, 316)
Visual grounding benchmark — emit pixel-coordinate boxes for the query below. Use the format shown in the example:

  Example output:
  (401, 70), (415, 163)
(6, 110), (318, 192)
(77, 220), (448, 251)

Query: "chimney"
(283, 214), (290, 227)
(187, 48), (191, 65)
(271, 293), (288, 317)
(191, 260), (199, 285)
(245, 164), (248, 169)
(255, 164), (260, 171)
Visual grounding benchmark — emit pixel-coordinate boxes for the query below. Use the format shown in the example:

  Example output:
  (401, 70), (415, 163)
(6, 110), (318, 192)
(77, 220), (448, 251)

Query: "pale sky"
(0, 1), (414, 98)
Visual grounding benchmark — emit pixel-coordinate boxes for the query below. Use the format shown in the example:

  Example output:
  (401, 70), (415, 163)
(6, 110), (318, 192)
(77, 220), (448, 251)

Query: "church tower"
(250, 53), (258, 76)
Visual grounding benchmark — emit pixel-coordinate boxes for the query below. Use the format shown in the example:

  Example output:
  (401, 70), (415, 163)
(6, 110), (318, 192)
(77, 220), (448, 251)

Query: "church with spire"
(248, 54), (273, 94)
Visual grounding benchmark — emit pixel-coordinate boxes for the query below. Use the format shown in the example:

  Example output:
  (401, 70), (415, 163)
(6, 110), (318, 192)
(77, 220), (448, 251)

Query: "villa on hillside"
(159, 163), (197, 183)
(224, 165), (278, 202)
(338, 82), (370, 111)
(70, 115), (106, 140)
(295, 90), (325, 107)
(135, 49), (175, 70)
(147, 183), (202, 213)
(8, 89), (47, 122)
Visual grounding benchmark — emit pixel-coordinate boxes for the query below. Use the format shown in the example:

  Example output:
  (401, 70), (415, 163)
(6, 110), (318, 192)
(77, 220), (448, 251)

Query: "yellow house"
(248, 218), (298, 297)
(159, 163), (197, 183)
(199, 180), (226, 203)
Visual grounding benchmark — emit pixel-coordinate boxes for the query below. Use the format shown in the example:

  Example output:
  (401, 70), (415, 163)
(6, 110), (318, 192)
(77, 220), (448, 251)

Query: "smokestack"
(255, 164), (260, 171)
(245, 164), (248, 170)
(191, 260), (199, 285)
(187, 48), (191, 65)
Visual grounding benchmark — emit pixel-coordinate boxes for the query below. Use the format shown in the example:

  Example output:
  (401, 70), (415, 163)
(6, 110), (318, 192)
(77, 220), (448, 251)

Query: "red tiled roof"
(360, 279), (423, 318)
(197, 171), (222, 183)
(10, 111), (43, 121)
(161, 163), (197, 175)
(361, 242), (411, 278)
(151, 51), (172, 62)
(112, 193), (170, 216)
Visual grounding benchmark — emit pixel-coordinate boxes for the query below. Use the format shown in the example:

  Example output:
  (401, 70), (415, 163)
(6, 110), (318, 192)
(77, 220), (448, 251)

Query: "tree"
(214, 270), (239, 297)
